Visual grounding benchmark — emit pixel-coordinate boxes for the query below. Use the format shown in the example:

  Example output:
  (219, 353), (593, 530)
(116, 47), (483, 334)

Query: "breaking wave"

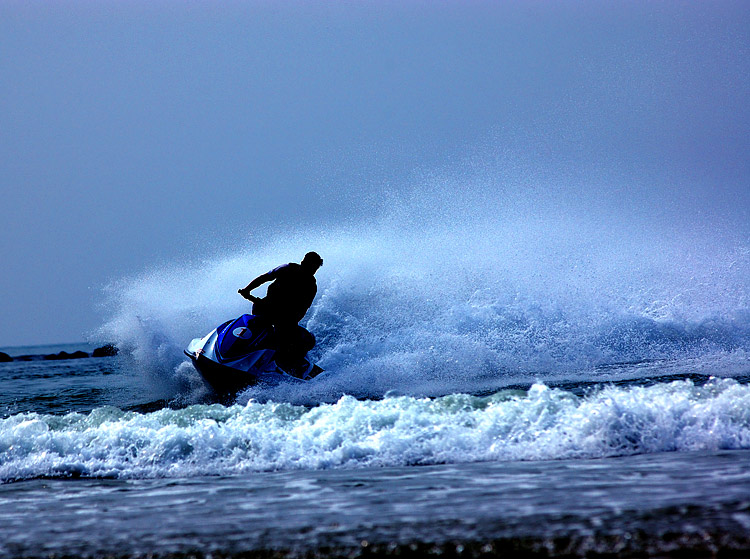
(2, 378), (750, 482)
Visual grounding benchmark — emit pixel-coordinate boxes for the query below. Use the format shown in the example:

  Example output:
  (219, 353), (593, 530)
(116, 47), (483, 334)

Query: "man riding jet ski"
(185, 252), (324, 396)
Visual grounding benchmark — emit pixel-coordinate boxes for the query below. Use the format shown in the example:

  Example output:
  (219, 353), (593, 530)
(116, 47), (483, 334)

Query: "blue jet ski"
(184, 314), (324, 397)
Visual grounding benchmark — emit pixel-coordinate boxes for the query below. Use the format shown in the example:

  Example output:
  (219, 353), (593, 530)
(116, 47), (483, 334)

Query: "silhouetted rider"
(238, 252), (323, 371)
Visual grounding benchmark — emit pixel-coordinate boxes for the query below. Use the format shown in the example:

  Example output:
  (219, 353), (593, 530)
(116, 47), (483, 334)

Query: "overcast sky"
(1, 1), (748, 347)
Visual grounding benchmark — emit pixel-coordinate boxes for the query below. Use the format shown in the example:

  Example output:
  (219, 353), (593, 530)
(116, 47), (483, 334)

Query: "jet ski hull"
(184, 351), (262, 394)
(185, 314), (324, 398)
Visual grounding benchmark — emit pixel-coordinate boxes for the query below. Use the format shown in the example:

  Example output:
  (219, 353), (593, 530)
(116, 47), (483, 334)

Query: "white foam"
(3, 378), (750, 481)
(96, 182), (750, 401)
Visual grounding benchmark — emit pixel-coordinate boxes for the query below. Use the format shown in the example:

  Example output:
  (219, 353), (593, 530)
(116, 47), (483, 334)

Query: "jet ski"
(184, 314), (324, 398)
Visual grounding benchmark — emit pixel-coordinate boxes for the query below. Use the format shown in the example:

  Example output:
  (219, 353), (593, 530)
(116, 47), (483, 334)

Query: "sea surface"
(2, 343), (750, 558)
(3, 216), (750, 557)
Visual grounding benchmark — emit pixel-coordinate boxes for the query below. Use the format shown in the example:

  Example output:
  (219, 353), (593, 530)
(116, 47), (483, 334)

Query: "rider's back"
(264, 263), (317, 324)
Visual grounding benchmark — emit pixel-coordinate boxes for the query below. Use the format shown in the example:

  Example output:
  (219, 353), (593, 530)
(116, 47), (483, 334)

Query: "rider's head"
(302, 251), (323, 273)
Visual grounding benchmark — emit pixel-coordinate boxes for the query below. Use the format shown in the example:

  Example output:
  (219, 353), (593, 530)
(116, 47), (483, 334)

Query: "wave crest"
(2, 378), (750, 482)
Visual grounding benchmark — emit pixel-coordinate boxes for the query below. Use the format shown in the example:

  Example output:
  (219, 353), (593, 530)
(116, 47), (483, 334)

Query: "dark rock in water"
(92, 344), (119, 357)
(15, 354), (37, 361)
(44, 351), (90, 360)
(9, 346), (117, 362)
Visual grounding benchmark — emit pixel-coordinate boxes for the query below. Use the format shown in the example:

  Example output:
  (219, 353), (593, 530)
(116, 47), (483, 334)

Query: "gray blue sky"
(1, 1), (748, 346)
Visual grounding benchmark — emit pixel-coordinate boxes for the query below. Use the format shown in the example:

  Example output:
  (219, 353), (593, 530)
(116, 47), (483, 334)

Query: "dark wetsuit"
(255, 263), (317, 324)
(251, 263), (317, 366)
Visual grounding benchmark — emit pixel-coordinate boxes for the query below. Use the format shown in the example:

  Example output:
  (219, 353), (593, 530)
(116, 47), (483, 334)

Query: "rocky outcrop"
(4, 345), (119, 362)
(44, 350), (90, 360)
(92, 344), (119, 357)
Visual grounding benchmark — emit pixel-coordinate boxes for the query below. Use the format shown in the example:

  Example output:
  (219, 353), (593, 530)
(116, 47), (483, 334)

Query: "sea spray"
(98, 180), (750, 402)
(2, 378), (750, 482)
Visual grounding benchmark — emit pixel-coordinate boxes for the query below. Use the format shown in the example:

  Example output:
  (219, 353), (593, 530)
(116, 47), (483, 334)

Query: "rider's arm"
(241, 272), (273, 293)
(238, 266), (283, 299)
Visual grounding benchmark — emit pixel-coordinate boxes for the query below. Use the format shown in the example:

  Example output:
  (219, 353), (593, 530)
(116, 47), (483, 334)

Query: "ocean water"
(3, 193), (750, 557)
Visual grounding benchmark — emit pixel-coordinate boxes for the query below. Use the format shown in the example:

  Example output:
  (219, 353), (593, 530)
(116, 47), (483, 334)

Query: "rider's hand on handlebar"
(238, 288), (258, 303)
